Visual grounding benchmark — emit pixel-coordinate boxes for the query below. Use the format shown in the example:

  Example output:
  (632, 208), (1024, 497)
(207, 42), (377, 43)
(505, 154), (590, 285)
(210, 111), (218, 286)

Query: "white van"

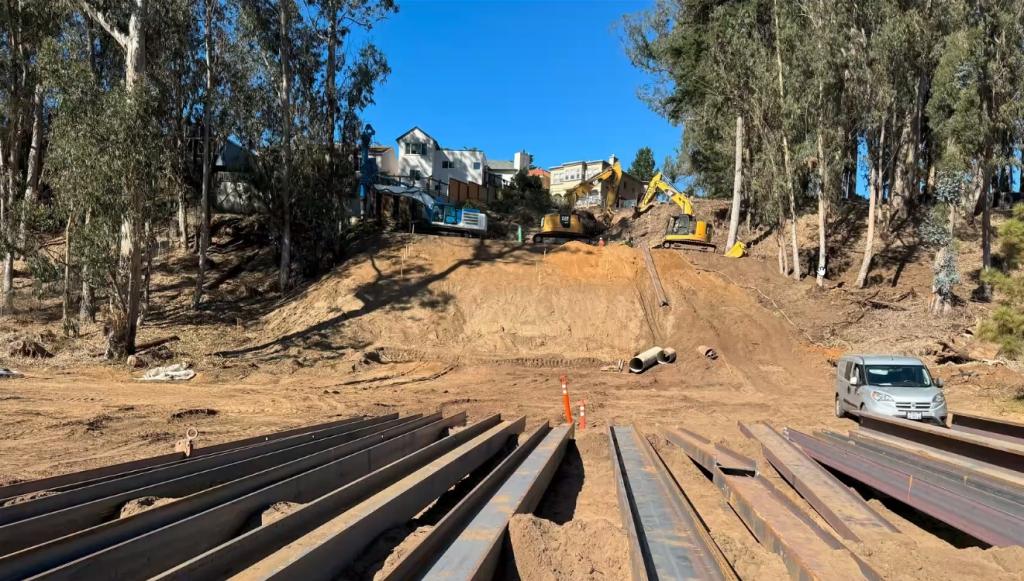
(835, 354), (947, 424)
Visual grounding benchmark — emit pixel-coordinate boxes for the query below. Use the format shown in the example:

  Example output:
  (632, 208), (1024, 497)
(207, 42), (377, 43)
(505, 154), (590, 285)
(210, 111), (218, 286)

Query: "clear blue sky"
(351, 0), (680, 171)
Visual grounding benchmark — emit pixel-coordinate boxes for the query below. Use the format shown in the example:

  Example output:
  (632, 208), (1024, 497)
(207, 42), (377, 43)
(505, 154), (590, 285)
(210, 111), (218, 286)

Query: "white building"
(548, 154), (644, 207)
(390, 126), (530, 195)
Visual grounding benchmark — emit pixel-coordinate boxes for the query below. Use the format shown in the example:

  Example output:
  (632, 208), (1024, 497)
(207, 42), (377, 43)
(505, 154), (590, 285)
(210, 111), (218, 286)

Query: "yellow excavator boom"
(635, 172), (694, 216)
(565, 161), (623, 211)
(635, 172), (719, 253)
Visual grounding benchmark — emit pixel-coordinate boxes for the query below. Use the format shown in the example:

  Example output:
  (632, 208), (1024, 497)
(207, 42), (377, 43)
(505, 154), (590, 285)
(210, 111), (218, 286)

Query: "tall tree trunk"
(726, 115), (744, 251)
(772, 0), (800, 280)
(980, 157), (993, 298)
(19, 82), (43, 251)
(80, 212), (94, 322)
(80, 0), (148, 355)
(325, 7), (337, 152)
(3, 102), (24, 315)
(855, 125), (885, 288)
(815, 131), (828, 287)
(62, 214), (77, 336)
(194, 0), (215, 309)
(278, 2), (293, 293)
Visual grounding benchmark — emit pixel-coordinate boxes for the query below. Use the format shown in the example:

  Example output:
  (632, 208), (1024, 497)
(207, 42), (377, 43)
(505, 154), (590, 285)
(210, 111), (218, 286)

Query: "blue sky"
(351, 0), (680, 171)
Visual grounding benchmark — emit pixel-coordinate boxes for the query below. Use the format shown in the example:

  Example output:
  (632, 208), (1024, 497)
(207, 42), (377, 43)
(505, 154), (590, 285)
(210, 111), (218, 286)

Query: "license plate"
(907, 411), (923, 420)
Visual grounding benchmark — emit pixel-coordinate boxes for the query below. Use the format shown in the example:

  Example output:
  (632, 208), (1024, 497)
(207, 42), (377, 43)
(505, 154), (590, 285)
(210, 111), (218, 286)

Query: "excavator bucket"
(724, 241), (746, 258)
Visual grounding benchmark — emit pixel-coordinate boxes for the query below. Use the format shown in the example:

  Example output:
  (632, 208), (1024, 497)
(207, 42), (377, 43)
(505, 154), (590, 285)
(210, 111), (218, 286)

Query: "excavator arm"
(635, 172), (694, 216)
(565, 161), (622, 210)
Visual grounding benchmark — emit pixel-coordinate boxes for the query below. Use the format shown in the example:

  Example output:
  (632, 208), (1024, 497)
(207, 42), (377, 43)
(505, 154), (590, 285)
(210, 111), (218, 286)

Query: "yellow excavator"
(634, 172), (719, 253)
(533, 161), (623, 245)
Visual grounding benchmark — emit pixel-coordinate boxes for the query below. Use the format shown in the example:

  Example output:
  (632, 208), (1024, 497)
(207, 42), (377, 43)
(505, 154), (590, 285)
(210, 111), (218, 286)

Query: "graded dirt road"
(2, 238), (1023, 579)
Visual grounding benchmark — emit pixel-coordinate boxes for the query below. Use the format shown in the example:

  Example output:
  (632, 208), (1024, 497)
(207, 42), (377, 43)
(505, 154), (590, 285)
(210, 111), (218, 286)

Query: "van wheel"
(834, 395), (846, 418)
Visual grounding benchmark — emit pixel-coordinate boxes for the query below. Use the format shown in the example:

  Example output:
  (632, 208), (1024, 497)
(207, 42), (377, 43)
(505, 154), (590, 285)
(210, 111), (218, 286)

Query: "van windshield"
(865, 365), (932, 387)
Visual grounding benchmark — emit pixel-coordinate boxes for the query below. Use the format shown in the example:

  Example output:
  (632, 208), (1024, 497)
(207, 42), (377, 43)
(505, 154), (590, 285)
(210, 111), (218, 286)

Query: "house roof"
(395, 126), (439, 147)
(487, 160), (516, 171)
(548, 159), (608, 171)
(215, 140), (256, 173)
(528, 168), (551, 176)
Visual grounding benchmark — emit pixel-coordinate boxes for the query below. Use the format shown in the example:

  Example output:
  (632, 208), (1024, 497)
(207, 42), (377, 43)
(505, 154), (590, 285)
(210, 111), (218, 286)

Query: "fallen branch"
(858, 298), (908, 311)
(135, 335), (180, 355)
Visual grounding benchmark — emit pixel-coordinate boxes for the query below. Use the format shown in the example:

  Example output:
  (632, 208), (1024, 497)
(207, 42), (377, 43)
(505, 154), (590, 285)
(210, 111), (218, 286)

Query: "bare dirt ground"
(2, 211), (1024, 578)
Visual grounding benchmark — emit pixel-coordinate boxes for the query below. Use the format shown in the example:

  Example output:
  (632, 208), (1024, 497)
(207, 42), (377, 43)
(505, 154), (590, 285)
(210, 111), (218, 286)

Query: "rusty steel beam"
(0, 414), (400, 527)
(612, 426), (735, 581)
(34, 413), (486, 581)
(665, 427), (882, 581)
(229, 417), (526, 580)
(395, 422), (571, 580)
(951, 412), (1024, 445)
(856, 411), (1024, 473)
(0, 415), (415, 555)
(0, 415), (367, 502)
(823, 430), (1024, 507)
(788, 428), (1024, 547)
(0, 413), (464, 581)
(663, 427), (756, 476)
(740, 423), (896, 542)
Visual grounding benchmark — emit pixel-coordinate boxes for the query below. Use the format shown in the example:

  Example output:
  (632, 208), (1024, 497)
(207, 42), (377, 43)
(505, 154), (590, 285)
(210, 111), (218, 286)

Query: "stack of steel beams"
(0, 413), (573, 581)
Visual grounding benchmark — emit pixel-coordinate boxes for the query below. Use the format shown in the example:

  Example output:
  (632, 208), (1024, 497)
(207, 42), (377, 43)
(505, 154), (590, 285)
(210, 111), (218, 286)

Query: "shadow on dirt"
(534, 441), (584, 524)
(212, 238), (547, 361)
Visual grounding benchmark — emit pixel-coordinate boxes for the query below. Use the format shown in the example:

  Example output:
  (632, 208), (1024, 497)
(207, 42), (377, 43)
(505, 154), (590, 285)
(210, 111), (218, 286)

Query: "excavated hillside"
(256, 236), (819, 386)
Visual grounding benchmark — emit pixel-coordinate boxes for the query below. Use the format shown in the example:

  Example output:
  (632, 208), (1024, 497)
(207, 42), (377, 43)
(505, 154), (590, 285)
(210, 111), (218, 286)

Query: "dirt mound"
(255, 236), (817, 384)
(506, 514), (629, 580)
(261, 238), (649, 360)
(119, 495), (177, 518)
(606, 199), (734, 250)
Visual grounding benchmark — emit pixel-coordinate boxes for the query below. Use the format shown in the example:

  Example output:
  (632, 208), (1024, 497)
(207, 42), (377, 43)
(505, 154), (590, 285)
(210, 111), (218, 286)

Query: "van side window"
(842, 362), (852, 378)
(854, 364), (866, 384)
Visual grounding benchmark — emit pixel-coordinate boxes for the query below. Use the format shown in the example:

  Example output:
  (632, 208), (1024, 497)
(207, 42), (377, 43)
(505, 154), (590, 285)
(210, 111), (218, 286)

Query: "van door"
(849, 363), (867, 409)
(838, 361), (855, 408)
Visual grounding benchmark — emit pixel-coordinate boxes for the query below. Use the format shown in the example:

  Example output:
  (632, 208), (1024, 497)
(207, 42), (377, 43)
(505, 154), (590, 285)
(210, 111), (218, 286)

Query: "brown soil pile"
(260, 501), (303, 526)
(606, 199), (733, 250)
(506, 514), (629, 580)
(261, 239), (650, 361)
(257, 236), (814, 384)
(119, 495), (177, 518)
(2, 489), (58, 506)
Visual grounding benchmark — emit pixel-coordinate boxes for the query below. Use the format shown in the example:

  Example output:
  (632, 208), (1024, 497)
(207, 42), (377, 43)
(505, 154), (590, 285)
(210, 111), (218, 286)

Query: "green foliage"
(491, 169), (551, 219)
(47, 80), (175, 298)
(979, 205), (1024, 357)
(628, 147), (657, 182)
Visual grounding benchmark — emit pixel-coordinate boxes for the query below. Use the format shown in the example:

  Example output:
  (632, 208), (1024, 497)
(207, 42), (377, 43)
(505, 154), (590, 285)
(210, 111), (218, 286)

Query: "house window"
(410, 169), (422, 180)
(473, 162), (481, 170)
(406, 142), (426, 155)
(442, 160), (455, 169)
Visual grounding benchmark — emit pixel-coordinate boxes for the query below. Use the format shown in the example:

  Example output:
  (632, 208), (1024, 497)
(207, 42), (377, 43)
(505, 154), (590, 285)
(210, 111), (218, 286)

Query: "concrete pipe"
(630, 346), (664, 374)
(657, 348), (677, 364)
(696, 345), (718, 360)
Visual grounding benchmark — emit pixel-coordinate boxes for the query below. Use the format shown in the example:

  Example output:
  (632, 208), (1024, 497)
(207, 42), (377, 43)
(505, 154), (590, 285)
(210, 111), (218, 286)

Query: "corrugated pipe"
(630, 347), (665, 373)
(657, 348), (677, 364)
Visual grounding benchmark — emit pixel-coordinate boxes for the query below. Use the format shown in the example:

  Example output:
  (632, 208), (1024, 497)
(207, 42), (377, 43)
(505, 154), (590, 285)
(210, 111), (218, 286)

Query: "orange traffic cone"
(560, 375), (574, 424)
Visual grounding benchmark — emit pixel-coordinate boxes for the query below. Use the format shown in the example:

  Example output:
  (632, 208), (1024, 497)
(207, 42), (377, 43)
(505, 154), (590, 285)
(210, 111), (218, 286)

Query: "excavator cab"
(636, 173), (717, 252)
(663, 214), (715, 252)
(533, 161), (623, 245)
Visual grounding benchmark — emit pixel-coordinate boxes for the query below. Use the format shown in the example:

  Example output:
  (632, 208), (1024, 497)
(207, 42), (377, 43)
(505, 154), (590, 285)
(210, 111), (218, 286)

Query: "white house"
(390, 126), (530, 195)
(368, 145), (397, 176)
